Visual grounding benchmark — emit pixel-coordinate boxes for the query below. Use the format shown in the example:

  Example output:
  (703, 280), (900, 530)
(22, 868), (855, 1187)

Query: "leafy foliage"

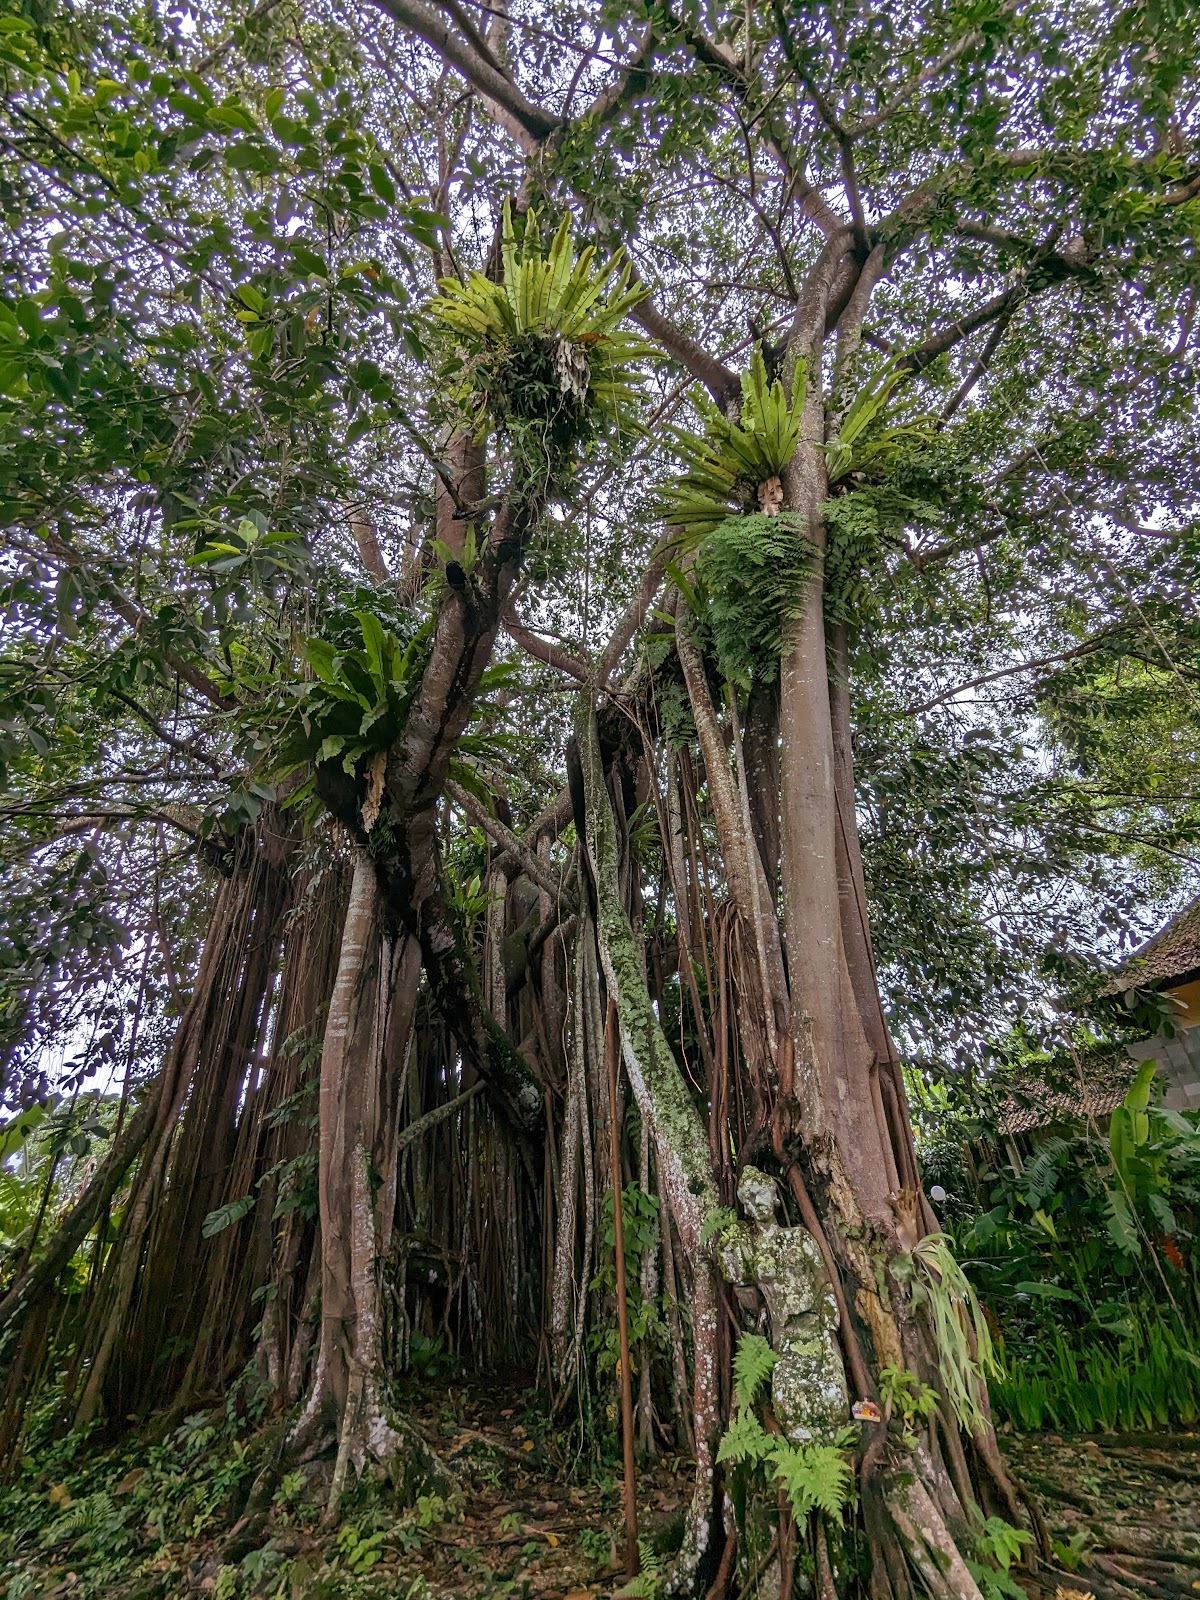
(717, 1333), (854, 1537)
(660, 351), (806, 540)
(899, 1234), (1000, 1433)
(732, 1332), (777, 1411)
(770, 1440), (854, 1524)
(692, 513), (814, 688)
(278, 612), (433, 781)
(930, 1059), (1200, 1431)
(431, 203), (650, 457)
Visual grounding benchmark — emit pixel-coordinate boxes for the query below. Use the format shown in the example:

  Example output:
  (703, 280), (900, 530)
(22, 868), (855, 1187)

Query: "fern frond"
(733, 1332), (778, 1410)
(770, 1442), (853, 1524)
(1020, 1135), (1069, 1207)
(716, 1410), (774, 1466)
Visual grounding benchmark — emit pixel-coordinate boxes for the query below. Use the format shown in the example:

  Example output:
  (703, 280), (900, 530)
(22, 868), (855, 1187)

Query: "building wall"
(1127, 1030), (1200, 1112)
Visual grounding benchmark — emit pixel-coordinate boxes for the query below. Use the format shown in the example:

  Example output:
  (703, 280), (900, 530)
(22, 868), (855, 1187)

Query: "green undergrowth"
(0, 1381), (449, 1600)
(921, 1058), (1200, 1436)
(990, 1319), (1200, 1434)
(0, 1371), (669, 1600)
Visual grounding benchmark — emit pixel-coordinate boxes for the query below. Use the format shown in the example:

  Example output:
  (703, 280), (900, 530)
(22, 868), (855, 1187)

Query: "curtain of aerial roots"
(673, 630), (1037, 1598)
(0, 696), (1035, 1598)
(0, 811), (300, 1460)
(546, 649), (1038, 1600)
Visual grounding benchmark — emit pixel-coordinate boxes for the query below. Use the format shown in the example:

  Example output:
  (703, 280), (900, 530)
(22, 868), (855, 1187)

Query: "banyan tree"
(2, 0), (1198, 1594)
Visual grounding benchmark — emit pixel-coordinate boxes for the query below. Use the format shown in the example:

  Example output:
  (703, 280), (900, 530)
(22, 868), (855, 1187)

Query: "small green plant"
(733, 1332), (778, 1408)
(589, 1185), (665, 1395)
(616, 1537), (663, 1598)
(1052, 1530), (1092, 1572)
(974, 1512), (1032, 1570)
(578, 1524), (611, 1563)
(878, 1364), (940, 1444)
(273, 1469), (307, 1509)
(717, 1332), (854, 1531)
(414, 1493), (445, 1530)
(336, 1522), (386, 1574)
(965, 1510), (1032, 1600)
(240, 1543), (281, 1586)
(700, 1204), (738, 1247)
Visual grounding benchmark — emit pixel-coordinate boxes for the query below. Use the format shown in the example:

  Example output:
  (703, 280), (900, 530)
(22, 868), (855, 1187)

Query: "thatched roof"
(996, 1046), (1142, 1135)
(1099, 895), (1200, 996)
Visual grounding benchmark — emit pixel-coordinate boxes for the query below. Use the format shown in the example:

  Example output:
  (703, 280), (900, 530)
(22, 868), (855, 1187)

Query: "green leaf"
(716, 1410), (773, 1466)
(1103, 1185), (1141, 1257)
(770, 1441), (853, 1523)
(732, 1332), (778, 1410)
(201, 1194), (255, 1237)
(368, 162), (396, 205)
(304, 637), (338, 682)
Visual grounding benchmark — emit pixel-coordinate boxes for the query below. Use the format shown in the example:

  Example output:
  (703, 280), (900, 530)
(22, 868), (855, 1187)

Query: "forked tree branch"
(369, 0), (561, 143)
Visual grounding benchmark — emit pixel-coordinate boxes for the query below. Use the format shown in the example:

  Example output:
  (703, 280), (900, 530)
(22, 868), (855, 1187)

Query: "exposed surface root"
(1002, 1429), (1200, 1600)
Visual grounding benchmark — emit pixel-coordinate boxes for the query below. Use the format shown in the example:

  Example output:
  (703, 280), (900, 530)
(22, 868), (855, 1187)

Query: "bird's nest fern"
(430, 202), (652, 474)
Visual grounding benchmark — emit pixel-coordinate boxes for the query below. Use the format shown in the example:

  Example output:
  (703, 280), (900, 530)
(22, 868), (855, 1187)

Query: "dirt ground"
(1002, 1428), (1200, 1600)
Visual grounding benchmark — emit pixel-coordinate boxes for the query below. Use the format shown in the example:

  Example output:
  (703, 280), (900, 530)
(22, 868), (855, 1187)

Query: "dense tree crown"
(0, 0), (1197, 1595)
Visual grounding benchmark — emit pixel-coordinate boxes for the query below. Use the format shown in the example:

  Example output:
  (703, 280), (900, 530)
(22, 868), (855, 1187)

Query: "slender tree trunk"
(295, 848), (421, 1489)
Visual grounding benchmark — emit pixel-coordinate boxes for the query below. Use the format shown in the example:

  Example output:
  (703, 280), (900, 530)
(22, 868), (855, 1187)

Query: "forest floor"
(1004, 1428), (1200, 1600)
(1, 1377), (1199, 1599)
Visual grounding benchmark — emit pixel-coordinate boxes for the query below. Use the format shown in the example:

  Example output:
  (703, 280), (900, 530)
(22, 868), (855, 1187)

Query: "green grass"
(990, 1319), (1200, 1433)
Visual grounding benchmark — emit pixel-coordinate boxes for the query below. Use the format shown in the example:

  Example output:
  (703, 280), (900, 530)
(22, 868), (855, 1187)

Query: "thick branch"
(502, 608), (590, 680)
(447, 778), (574, 903)
(369, 0), (561, 143)
(896, 283), (1022, 375)
(630, 288), (740, 406)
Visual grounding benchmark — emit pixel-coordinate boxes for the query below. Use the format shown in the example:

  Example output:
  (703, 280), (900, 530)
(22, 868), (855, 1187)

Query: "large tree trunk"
(770, 369), (1007, 1596)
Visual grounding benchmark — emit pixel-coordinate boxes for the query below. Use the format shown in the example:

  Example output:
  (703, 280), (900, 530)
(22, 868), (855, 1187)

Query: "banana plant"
(1104, 1058), (1198, 1253)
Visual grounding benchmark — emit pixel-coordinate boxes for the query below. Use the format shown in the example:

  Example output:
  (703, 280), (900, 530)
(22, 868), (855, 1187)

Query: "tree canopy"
(1, 0), (1198, 1594)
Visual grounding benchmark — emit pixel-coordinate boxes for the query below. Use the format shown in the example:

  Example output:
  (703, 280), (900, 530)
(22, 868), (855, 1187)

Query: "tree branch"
(502, 608), (590, 681)
(895, 283), (1023, 375)
(368, 0), (561, 144)
(901, 633), (1117, 716)
(629, 276), (740, 405)
(446, 778), (574, 903)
